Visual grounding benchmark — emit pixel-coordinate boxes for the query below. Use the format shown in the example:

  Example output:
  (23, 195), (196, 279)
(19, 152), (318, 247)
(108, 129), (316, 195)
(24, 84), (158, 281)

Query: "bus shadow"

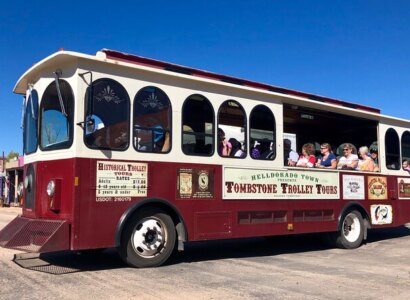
(13, 249), (126, 275)
(169, 225), (410, 265)
(13, 226), (410, 274)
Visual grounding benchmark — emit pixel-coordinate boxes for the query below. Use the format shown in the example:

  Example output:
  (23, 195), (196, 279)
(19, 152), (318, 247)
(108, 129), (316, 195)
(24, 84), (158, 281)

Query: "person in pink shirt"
(296, 143), (316, 168)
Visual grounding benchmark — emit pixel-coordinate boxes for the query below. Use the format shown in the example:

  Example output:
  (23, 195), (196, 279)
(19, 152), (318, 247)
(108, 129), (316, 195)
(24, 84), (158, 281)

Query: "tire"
(335, 210), (364, 249)
(119, 208), (176, 268)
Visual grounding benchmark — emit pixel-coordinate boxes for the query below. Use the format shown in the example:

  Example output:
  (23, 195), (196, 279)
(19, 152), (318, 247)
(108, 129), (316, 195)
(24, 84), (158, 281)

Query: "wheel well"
(338, 203), (371, 239)
(115, 199), (187, 250)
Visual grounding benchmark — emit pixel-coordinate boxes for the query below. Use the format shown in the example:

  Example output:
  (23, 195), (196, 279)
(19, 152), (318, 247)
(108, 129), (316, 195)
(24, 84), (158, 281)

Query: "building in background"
(1, 156), (23, 207)
(0, 160), (4, 205)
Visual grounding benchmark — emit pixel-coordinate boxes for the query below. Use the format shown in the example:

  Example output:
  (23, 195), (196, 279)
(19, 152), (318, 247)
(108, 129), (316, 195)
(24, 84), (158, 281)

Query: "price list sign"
(96, 161), (148, 199)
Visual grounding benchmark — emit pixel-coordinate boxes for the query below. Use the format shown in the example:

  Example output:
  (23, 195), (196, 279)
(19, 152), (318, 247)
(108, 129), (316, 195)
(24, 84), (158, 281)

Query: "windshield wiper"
(54, 70), (68, 117)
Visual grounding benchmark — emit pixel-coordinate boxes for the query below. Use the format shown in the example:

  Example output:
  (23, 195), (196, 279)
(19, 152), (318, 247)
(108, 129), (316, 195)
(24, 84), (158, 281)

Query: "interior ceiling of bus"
(283, 104), (378, 152)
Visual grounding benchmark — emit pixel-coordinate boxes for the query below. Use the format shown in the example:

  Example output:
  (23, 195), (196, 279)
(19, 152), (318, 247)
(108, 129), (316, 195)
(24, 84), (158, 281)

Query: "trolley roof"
(19, 48), (410, 128)
(101, 49), (380, 114)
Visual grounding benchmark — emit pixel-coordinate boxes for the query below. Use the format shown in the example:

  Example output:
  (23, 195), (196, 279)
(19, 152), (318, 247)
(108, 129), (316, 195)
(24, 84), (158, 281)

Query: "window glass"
(182, 95), (214, 156)
(84, 78), (130, 150)
(40, 80), (74, 150)
(217, 100), (246, 158)
(24, 90), (39, 154)
(250, 105), (276, 160)
(133, 86), (172, 153)
(401, 131), (410, 170)
(385, 128), (400, 170)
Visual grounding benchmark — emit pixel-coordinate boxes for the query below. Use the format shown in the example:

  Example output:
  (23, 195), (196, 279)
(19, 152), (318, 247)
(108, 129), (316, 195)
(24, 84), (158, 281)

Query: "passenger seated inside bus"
(316, 143), (337, 169)
(250, 139), (273, 159)
(259, 139), (274, 159)
(229, 138), (245, 158)
(218, 128), (231, 156)
(136, 124), (169, 153)
(251, 140), (261, 159)
(369, 147), (379, 172)
(357, 146), (376, 172)
(296, 143), (316, 168)
(337, 143), (359, 170)
(284, 139), (298, 166)
(403, 159), (410, 172)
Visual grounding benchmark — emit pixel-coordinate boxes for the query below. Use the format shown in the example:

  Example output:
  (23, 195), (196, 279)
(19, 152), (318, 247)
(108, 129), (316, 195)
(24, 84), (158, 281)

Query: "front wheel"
(119, 208), (176, 268)
(335, 210), (364, 249)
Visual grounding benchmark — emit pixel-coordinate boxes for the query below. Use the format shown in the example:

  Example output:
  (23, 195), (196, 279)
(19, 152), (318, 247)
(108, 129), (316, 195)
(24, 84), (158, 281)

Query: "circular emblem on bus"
(198, 171), (209, 191)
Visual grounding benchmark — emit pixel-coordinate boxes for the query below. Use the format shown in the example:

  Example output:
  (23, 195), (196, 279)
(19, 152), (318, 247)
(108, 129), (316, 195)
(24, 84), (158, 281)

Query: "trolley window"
(217, 100), (246, 158)
(385, 128), (400, 170)
(134, 86), (171, 153)
(250, 105), (276, 160)
(84, 78), (130, 150)
(182, 94), (214, 156)
(24, 89), (39, 154)
(401, 131), (410, 169)
(40, 80), (74, 150)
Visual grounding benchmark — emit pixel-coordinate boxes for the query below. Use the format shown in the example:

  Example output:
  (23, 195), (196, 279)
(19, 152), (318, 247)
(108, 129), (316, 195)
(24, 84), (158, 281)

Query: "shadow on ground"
(13, 225), (410, 275)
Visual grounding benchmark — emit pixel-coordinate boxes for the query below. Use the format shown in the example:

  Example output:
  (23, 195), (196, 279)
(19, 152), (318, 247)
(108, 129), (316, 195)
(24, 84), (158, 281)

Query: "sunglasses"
(343, 148), (350, 151)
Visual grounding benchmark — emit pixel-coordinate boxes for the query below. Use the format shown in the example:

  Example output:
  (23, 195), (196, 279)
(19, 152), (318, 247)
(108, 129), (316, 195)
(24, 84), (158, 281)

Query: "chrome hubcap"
(131, 218), (166, 257)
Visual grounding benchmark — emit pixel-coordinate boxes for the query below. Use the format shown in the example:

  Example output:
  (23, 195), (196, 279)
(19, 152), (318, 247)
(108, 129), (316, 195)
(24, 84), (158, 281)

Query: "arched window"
(401, 131), (410, 170)
(385, 128), (400, 170)
(24, 89), (39, 154)
(182, 95), (214, 156)
(133, 86), (172, 153)
(249, 105), (276, 160)
(40, 80), (74, 150)
(84, 78), (130, 150)
(217, 100), (246, 158)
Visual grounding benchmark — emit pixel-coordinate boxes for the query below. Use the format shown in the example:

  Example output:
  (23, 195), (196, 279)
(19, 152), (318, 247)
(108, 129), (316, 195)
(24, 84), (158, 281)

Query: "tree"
(6, 151), (19, 162)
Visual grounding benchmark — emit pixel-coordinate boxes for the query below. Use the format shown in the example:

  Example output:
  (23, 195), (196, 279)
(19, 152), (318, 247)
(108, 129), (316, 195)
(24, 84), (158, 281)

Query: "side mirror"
(86, 115), (96, 134)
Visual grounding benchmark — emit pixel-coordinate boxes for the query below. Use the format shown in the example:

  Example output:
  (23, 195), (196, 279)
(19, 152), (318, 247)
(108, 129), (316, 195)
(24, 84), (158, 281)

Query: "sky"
(1, 1), (410, 155)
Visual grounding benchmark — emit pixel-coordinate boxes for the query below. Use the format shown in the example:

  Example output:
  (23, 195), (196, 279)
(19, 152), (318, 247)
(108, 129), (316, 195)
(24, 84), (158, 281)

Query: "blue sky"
(1, 1), (409, 155)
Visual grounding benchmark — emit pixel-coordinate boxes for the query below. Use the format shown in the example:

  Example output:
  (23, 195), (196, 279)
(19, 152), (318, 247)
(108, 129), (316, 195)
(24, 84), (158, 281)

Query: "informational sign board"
(96, 161), (148, 201)
(398, 178), (410, 199)
(223, 167), (339, 200)
(342, 175), (365, 200)
(177, 168), (214, 199)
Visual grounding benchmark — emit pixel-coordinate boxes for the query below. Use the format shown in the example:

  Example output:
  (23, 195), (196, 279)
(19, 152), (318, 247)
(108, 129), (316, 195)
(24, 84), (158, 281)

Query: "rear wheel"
(119, 208), (176, 268)
(335, 210), (364, 249)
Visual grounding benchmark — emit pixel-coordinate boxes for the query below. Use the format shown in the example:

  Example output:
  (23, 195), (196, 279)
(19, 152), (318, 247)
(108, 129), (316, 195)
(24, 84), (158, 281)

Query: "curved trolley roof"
(14, 48), (409, 126)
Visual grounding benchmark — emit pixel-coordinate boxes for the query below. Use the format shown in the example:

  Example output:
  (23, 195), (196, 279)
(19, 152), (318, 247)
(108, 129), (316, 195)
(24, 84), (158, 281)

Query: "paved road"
(0, 206), (20, 229)
(1, 207), (410, 300)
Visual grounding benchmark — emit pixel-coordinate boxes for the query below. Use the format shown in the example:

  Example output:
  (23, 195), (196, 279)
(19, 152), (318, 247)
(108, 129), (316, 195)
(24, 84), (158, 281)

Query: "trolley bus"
(1, 49), (410, 268)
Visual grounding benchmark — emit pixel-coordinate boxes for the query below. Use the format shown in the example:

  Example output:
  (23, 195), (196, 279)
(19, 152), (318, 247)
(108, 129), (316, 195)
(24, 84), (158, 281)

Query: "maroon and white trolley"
(1, 49), (410, 267)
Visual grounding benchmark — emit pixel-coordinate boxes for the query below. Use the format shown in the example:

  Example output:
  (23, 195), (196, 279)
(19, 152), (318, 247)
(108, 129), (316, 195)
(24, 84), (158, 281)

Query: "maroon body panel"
(1, 157), (406, 252)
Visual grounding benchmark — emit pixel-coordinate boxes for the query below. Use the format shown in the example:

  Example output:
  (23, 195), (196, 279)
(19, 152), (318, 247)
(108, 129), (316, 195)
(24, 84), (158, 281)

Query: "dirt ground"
(1, 207), (410, 300)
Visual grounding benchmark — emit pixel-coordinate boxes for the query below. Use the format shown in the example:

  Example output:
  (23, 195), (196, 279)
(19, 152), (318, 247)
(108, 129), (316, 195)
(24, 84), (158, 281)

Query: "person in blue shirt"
(316, 143), (337, 169)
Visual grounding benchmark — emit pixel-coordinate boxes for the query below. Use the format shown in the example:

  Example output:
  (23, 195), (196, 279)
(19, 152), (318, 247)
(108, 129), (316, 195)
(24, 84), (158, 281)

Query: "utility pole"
(1, 151), (4, 206)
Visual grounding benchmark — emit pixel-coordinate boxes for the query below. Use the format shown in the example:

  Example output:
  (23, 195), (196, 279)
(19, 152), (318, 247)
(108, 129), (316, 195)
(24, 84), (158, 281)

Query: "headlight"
(47, 180), (56, 197)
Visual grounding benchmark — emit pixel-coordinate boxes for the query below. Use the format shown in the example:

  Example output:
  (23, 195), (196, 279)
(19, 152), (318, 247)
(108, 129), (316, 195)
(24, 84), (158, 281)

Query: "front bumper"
(0, 216), (69, 253)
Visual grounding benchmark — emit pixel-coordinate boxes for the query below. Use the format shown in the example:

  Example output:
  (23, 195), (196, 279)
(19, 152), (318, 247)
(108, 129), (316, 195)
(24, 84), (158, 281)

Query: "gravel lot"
(1, 207), (410, 300)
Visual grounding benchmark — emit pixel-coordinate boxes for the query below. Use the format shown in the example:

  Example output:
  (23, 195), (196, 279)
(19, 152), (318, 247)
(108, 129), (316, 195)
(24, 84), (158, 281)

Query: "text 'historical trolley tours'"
(96, 161), (148, 201)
